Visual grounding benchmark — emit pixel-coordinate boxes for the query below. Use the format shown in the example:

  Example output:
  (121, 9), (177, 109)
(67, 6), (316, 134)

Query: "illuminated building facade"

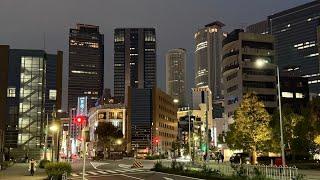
(165, 48), (186, 107)
(194, 21), (226, 117)
(114, 28), (156, 104)
(0, 45), (62, 159)
(68, 24), (104, 109)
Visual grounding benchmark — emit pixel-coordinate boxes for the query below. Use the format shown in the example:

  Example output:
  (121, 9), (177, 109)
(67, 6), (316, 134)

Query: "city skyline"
(0, 0), (312, 110)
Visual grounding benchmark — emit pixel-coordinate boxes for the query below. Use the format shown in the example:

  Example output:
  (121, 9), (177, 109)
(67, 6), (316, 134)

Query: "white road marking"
(104, 170), (117, 173)
(71, 173), (79, 177)
(119, 164), (132, 168)
(79, 172), (89, 176)
(163, 177), (174, 180)
(90, 162), (110, 170)
(119, 174), (145, 180)
(86, 171), (99, 175)
(113, 169), (126, 173)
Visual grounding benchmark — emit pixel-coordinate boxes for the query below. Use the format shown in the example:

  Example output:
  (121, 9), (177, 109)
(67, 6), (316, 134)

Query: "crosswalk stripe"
(71, 173), (79, 177)
(97, 170), (109, 174)
(86, 171), (99, 175)
(79, 172), (89, 176)
(104, 170), (117, 173)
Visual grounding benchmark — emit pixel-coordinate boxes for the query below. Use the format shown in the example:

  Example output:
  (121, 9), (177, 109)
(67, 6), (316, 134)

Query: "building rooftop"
(205, 21), (225, 28)
(269, 1), (320, 19)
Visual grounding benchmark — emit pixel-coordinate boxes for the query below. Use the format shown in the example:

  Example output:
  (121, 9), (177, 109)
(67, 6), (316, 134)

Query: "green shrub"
(39, 159), (50, 169)
(153, 161), (163, 170)
(45, 162), (72, 179)
(0, 161), (14, 170)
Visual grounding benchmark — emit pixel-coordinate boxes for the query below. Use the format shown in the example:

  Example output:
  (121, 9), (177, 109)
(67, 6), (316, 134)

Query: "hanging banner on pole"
(77, 97), (88, 116)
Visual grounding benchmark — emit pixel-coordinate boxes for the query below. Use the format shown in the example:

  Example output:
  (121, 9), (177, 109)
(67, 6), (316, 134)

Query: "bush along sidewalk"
(45, 162), (72, 180)
(0, 161), (15, 170)
(39, 159), (50, 169)
(151, 161), (230, 180)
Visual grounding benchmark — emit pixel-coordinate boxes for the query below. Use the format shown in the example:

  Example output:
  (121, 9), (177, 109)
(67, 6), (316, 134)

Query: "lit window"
(296, 93), (304, 99)
(7, 87), (16, 97)
(282, 92), (293, 98)
(49, 90), (57, 100)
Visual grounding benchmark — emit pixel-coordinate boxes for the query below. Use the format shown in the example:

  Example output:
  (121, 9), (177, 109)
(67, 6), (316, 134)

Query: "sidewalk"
(0, 163), (47, 180)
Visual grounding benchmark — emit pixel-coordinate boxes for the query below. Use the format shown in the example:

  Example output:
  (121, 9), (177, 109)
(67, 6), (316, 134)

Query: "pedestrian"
(29, 158), (37, 176)
(220, 153), (224, 163)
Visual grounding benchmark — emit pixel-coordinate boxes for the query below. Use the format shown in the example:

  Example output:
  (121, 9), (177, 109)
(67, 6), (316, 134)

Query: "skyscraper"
(68, 24), (104, 109)
(268, 1), (320, 95)
(194, 21), (226, 117)
(166, 48), (186, 107)
(0, 45), (63, 159)
(247, 1), (320, 95)
(114, 28), (156, 104)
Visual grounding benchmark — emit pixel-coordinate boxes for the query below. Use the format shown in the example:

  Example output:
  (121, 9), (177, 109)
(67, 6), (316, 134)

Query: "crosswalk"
(70, 168), (146, 177)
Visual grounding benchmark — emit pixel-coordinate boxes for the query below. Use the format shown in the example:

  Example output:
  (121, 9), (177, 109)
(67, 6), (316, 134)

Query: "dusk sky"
(0, 0), (312, 109)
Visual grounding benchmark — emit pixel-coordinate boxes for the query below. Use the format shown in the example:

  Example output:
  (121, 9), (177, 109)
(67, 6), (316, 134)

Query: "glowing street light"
(173, 99), (179, 104)
(116, 139), (123, 145)
(50, 124), (59, 132)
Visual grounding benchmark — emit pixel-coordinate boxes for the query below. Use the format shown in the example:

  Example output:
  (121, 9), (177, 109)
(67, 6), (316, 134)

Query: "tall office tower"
(0, 45), (62, 159)
(68, 24), (104, 109)
(247, 1), (320, 95)
(194, 21), (226, 117)
(268, 1), (320, 94)
(222, 29), (277, 120)
(166, 48), (186, 107)
(114, 28), (156, 104)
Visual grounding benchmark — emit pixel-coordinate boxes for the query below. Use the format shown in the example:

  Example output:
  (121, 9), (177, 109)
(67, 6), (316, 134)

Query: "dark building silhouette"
(68, 24), (104, 109)
(280, 76), (309, 114)
(0, 45), (62, 159)
(114, 28), (156, 104)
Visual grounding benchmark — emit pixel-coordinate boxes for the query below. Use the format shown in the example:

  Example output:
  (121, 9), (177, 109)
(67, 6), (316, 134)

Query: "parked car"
(230, 153), (250, 164)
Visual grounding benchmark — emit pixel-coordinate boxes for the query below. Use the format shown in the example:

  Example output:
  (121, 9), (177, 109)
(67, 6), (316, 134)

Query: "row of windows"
(159, 114), (175, 123)
(158, 122), (174, 130)
(227, 85), (238, 93)
(243, 81), (275, 89)
(243, 68), (275, 76)
(159, 131), (174, 138)
(226, 72), (238, 81)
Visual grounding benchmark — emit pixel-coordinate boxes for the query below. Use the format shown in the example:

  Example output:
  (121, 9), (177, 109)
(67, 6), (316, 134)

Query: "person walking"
(29, 159), (37, 176)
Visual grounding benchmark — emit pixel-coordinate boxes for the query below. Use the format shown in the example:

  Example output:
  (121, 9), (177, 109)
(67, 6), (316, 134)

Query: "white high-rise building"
(166, 48), (186, 107)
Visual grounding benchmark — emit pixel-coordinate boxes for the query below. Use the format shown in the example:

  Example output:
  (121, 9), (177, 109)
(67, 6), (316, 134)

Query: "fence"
(174, 161), (299, 180)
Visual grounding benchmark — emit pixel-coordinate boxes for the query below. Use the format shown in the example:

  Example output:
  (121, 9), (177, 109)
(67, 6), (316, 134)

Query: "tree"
(225, 93), (273, 164)
(95, 122), (123, 159)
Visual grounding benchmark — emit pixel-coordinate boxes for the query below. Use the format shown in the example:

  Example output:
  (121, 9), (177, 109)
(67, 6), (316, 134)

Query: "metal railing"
(209, 162), (299, 180)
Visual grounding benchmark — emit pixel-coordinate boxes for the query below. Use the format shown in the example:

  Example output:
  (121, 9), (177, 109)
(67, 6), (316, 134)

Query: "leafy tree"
(225, 93), (273, 164)
(95, 122), (123, 158)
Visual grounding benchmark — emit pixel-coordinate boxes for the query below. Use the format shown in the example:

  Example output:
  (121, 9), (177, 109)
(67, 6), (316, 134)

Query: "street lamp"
(255, 59), (285, 166)
(50, 123), (60, 162)
(116, 139), (123, 145)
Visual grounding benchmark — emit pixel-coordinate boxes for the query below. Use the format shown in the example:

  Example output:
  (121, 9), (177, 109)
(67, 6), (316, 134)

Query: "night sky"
(0, 0), (312, 110)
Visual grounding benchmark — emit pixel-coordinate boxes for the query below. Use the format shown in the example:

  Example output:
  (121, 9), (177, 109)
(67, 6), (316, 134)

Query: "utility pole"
(188, 105), (191, 159)
(205, 92), (209, 162)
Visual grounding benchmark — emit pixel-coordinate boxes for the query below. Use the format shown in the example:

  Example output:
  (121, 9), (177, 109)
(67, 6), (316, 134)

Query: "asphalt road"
(69, 158), (196, 180)
(71, 171), (202, 180)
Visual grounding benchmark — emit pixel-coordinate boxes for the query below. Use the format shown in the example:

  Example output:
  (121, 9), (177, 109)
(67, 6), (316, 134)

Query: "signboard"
(77, 97), (88, 116)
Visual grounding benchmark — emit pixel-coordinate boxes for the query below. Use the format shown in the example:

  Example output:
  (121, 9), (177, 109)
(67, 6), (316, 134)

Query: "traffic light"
(153, 136), (160, 144)
(74, 116), (87, 126)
